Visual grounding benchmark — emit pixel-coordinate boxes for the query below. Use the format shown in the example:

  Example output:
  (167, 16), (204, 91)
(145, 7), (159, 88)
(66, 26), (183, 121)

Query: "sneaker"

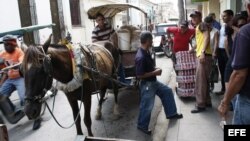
(206, 103), (212, 108)
(167, 113), (183, 119)
(191, 106), (206, 113)
(210, 83), (214, 92)
(215, 91), (225, 95)
(137, 126), (152, 135)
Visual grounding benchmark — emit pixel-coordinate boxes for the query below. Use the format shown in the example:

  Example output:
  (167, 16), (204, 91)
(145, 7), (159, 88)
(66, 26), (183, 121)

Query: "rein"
(79, 44), (132, 88)
(44, 44), (86, 129)
(25, 45), (85, 129)
(45, 45), (85, 129)
(81, 65), (131, 87)
(44, 86), (85, 129)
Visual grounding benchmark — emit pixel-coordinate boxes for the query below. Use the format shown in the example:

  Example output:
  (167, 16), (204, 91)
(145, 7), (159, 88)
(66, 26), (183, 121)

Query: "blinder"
(25, 55), (53, 104)
(19, 63), (24, 77)
(41, 54), (53, 99)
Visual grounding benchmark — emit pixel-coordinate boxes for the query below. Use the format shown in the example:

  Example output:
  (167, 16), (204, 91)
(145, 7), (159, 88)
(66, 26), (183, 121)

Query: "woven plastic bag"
(210, 60), (219, 83)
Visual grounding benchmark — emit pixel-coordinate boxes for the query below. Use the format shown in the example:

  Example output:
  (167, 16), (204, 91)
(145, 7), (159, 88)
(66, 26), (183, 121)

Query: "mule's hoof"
(33, 118), (42, 130)
(95, 114), (102, 120)
(103, 96), (108, 101)
(77, 132), (83, 135)
(89, 133), (94, 137)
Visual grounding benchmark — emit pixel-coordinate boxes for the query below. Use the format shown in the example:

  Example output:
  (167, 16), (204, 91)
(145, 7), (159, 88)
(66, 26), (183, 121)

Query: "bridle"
(25, 46), (53, 104)
(25, 86), (52, 103)
(24, 44), (86, 129)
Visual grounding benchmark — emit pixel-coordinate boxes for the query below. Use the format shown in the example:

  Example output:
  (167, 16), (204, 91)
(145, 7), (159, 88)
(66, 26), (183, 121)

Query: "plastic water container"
(131, 30), (141, 50)
(117, 29), (130, 50)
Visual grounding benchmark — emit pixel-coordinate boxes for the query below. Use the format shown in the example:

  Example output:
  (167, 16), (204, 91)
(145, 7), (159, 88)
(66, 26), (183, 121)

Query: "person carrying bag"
(210, 59), (219, 83)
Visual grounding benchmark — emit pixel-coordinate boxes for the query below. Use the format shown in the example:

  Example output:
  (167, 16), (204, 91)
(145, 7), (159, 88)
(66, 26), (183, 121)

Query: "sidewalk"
(165, 75), (233, 141)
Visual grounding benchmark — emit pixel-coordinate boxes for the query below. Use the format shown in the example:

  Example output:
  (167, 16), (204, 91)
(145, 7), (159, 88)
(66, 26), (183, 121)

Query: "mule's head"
(23, 35), (53, 119)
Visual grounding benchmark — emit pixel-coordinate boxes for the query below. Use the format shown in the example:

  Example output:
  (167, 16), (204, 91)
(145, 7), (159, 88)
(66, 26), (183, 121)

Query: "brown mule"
(22, 35), (120, 136)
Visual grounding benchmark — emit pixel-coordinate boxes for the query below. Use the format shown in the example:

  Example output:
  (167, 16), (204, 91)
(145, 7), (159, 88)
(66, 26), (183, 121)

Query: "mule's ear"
(43, 34), (53, 53)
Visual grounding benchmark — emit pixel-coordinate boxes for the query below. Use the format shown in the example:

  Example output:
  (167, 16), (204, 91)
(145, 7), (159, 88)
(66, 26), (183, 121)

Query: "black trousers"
(217, 48), (228, 91)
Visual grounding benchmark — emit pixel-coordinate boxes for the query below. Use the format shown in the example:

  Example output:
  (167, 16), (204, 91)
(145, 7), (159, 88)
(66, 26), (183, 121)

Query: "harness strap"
(59, 40), (76, 74)
(79, 44), (98, 91)
(56, 42), (90, 93)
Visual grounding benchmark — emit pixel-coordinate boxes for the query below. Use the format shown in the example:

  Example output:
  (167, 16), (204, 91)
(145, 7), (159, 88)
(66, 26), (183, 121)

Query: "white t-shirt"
(218, 24), (226, 49)
(210, 27), (218, 50)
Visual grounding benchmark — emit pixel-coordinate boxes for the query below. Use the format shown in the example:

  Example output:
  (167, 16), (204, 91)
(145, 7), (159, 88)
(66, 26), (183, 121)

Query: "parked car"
(153, 22), (177, 57)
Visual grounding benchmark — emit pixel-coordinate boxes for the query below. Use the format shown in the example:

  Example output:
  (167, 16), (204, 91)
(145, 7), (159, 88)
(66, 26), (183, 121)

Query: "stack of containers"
(175, 51), (197, 97)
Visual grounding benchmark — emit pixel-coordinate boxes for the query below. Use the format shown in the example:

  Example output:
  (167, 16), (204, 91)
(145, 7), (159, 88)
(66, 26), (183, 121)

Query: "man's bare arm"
(222, 68), (248, 104)
(137, 68), (162, 79)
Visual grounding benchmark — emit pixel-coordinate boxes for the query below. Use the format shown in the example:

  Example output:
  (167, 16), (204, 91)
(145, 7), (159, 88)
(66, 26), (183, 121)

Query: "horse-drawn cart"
(87, 4), (149, 86)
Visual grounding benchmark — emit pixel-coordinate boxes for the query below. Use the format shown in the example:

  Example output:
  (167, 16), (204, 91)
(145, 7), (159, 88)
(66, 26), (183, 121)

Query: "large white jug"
(117, 29), (130, 50)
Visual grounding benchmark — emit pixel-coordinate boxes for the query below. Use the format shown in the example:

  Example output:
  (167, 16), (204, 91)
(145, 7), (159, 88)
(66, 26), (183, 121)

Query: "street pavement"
(3, 53), (170, 141)
(2, 53), (232, 141)
(164, 61), (233, 141)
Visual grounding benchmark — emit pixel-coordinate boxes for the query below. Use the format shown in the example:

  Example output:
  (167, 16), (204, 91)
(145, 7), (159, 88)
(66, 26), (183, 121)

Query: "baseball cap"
(180, 21), (189, 27)
(2, 34), (17, 42)
(2, 34), (17, 46)
(190, 11), (202, 17)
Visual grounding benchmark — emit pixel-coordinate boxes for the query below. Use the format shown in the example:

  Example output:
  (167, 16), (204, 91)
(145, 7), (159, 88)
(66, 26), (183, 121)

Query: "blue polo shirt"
(135, 48), (156, 81)
(212, 20), (221, 30)
(232, 23), (250, 97)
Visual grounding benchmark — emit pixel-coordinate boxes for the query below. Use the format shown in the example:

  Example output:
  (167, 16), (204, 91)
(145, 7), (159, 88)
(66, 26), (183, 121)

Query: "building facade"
(0, 0), (152, 45)
(186, 0), (245, 22)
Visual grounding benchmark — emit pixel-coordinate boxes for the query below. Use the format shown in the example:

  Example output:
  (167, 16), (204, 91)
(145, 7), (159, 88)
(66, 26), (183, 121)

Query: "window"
(70, 0), (81, 26)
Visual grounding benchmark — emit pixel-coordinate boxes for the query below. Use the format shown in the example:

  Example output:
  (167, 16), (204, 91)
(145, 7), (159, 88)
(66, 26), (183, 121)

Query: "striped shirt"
(92, 24), (115, 42)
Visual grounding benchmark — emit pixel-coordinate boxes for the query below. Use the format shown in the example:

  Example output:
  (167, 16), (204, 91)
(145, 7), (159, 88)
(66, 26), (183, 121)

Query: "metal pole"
(184, 0), (187, 21)
(126, 0), (129, 25)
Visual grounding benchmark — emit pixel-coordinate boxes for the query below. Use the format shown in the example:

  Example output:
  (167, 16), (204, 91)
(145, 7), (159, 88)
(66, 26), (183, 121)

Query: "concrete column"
(230, 0), (236, 13)
(50, 0), (66, 43)
(241, 0), (245, 10)
(202, 2), (209, 18)
(235, 0), (243, 12)
(209, 0), (220, 21)
(18, 0), (40, 45)
(198, 4), (203, 12)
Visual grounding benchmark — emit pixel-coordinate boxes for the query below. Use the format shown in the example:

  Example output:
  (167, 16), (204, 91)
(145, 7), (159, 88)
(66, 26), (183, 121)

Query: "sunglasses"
(4, 42), (13, 46)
